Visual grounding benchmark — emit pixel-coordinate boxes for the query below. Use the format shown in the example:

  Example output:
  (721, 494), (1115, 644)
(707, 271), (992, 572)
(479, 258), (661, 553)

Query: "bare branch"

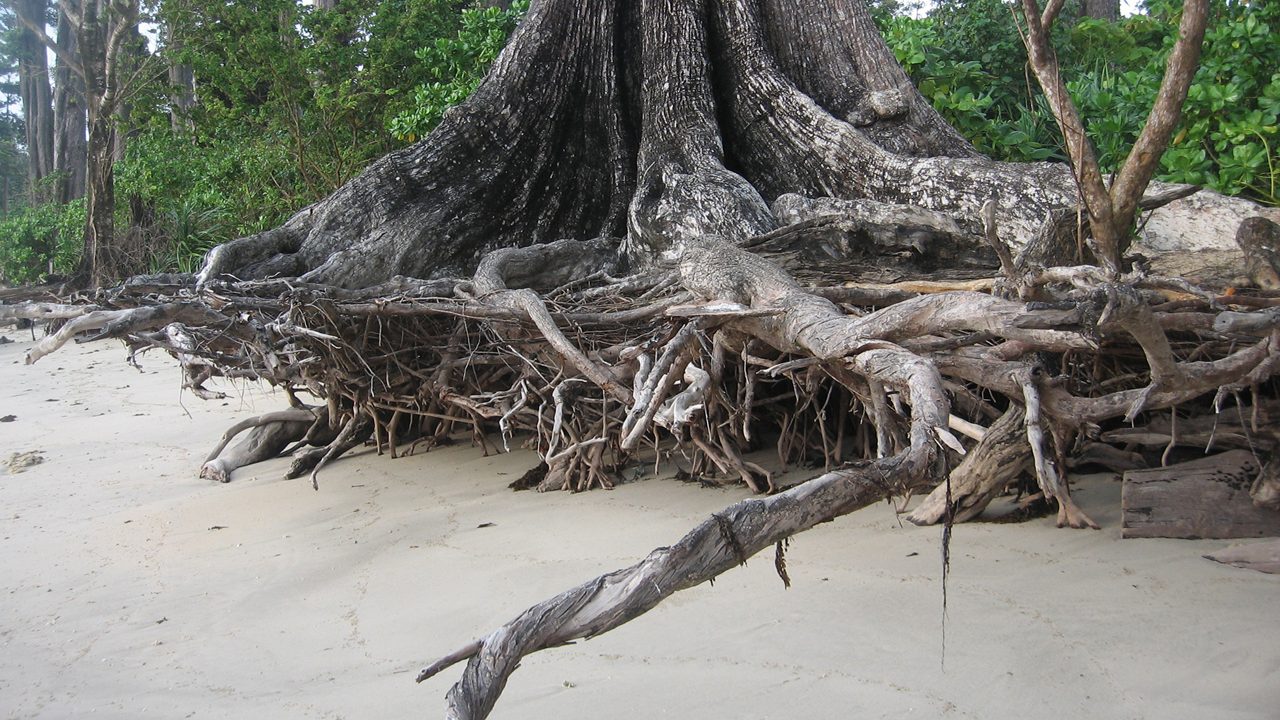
(1110, 0), (1209, 236)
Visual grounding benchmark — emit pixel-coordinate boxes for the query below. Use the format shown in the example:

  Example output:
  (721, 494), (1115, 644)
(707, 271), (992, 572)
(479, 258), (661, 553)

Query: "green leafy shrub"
(0, 200), (84, 285)
(880, 0), (1279, 205)
(389, 1), (528, 141)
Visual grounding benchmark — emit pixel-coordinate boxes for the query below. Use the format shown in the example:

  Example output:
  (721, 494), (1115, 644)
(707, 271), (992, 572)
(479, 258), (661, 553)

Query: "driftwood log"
(1122, 450), (1280, 539)
(1204, 539), (1280, 574)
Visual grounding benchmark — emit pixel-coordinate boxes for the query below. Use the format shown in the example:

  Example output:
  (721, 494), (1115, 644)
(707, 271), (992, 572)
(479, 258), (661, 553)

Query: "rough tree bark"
(17, 0), (150, 286)
(200, 0), (1093, 290)
(1082, 0), (1120, 21)
(53, 1), (88, 203)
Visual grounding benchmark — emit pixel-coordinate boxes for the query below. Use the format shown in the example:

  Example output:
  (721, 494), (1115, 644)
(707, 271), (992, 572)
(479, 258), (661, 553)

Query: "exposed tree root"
(199, 408), (320, 483)
(418, 440), (935, 720)
(908, 405), (1029, 525)
(10, 210), (1280, 715)
(5, 0), (1279, 712)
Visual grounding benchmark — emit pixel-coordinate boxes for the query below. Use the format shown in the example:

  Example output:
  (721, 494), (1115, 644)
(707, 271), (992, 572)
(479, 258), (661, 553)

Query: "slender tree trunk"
(54, 1), (87, 203)
(1083, 0), (1120, 21)
(70, 0), (121, 286)
(163, 26), (195, 134)
(15, 0), (56, 197)
(108, 0), (140, 163)
(78, 105), (117, 286)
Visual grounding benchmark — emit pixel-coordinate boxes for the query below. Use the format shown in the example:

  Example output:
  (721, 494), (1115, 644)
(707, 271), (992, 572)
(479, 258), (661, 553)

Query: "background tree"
(1083, 0), (1120, 21)
(10, 0), (54, 196)
(53, 1), (87, 203)
(1019, 0), (1209, 272)
(15, 0), (151, 286)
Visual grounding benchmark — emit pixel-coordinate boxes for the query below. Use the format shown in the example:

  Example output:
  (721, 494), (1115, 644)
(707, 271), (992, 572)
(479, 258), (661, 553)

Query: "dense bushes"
(880, 0), (1279, 205)
(0, 198), (84, 285)
(388, 1), (528, 141)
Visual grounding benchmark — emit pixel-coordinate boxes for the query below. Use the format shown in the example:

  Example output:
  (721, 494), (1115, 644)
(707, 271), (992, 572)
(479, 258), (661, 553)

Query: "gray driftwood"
(908, 405), (1030, 524)
(1203, 539), (1280, 574)
(1122, 450), (1280, 539)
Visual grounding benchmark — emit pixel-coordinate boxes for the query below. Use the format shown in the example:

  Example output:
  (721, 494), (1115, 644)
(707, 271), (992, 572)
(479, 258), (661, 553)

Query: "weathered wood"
(200, 412), (316, 483)
(908, 405), (1030, 525)
(1100, 405), (1280, 453)
(1236, 216), (1280, 290)
(1122, 450), (1280, 539)
(1251, 457), (1280, 510)
(1203, 539), (1280, 574)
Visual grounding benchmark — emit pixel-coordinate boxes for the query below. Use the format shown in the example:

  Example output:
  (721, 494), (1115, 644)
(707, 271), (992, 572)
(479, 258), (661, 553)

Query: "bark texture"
(54, 2), (88, 203)
(199, 0), (1099, 290)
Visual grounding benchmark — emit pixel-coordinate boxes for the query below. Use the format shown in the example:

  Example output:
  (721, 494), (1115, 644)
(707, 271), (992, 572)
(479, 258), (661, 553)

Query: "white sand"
(1, 334), (1277, 719)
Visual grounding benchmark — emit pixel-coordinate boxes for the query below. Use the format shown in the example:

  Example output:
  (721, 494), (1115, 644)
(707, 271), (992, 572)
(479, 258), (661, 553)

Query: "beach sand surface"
(1, 334), (1277, 719)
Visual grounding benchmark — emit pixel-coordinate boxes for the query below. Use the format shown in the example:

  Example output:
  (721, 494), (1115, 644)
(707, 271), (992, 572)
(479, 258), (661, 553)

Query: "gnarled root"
(200, 409), (318, 483)
(908, 405), (1030, 524)
(420, 439), (937, 720)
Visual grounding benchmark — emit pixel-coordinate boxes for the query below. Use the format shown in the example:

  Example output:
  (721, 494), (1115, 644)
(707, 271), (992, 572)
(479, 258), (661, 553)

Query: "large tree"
(12, 0), (54, 195)
(198, 0), (1085, 287)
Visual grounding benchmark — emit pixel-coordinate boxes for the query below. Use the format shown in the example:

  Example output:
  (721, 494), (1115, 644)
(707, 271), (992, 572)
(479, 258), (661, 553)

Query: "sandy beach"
(1, 332), (1276, 719)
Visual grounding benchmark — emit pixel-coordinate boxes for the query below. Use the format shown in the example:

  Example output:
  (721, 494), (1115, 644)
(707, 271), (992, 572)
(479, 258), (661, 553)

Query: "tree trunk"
(54, 1), (87, 203)
(198, 0), (1247, 293)
(163, 26), (195, 134)
(107, 0), (141, 163)
(200, 0), (1091, 289)
(1083, 0), (1120, 21)
(78, 105), (117, 286)
(60, 0), (138, 286)
(15, 0), (56, 196)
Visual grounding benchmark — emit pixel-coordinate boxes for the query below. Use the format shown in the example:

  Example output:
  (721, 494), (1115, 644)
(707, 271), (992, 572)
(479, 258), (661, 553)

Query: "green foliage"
(99, 0), (530, 275)
(114, 127), (306, 273)
(0, 199), (84, 284)
(1168, 0), (1280, 203)
(388, 1), (527, 141)
(880, 0), (1279, 205)
(158, 196), (229, 274)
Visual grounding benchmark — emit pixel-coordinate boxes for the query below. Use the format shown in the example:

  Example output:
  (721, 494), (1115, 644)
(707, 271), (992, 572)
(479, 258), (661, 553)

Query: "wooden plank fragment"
(1204, 539), (1280, 574)
(1122, 449), (1280, 539)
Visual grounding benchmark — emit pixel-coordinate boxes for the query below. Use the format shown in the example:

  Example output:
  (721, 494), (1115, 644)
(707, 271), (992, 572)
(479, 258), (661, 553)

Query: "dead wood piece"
(202, 408), (320, 465)
(421, 443), (935, 719)
(1122, 449), (1280, 539)
(0, 302), (100, 322)
(24, 302), (227, 365)
(287, 419), (374, 481)
(1021, 369), (1098, 529)
(1068, 442), (1147, 472)
(1015, 207), (1089, 280)
(1236, 216), (1280, 290)
(1203, 539), (1280, 574)
(200, 417), (313, 483)
(1250, 457), (1280, 511)
(909, 405), (1030, 525)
